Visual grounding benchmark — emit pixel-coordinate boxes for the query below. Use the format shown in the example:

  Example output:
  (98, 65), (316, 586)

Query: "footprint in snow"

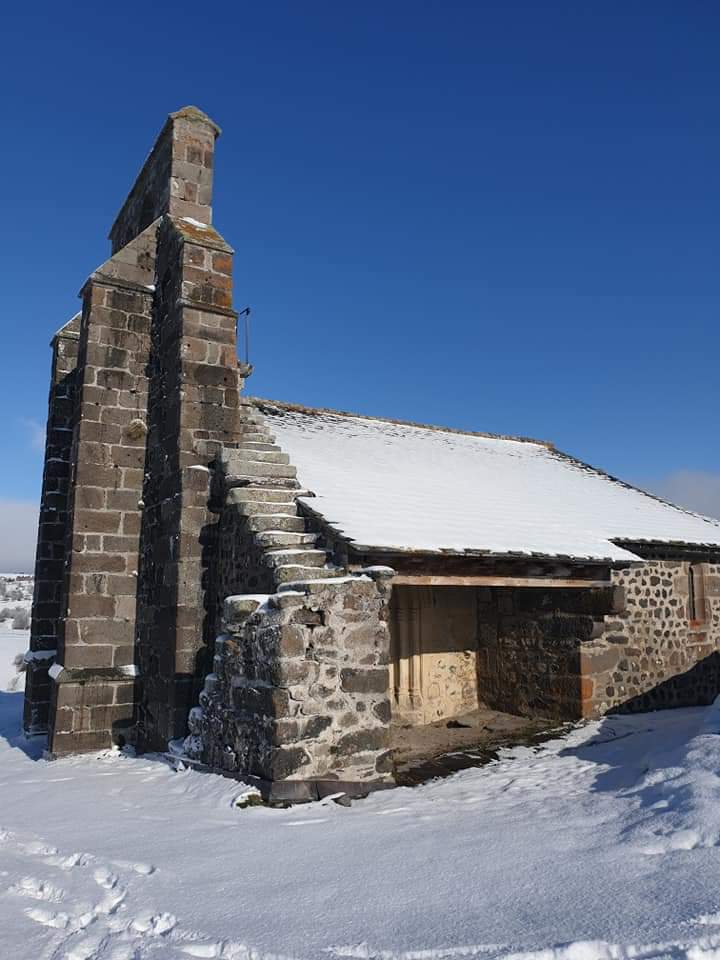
(641, 828), (703, 854)
(8, 876), (65, 902)
(25, 906), (70, 929)
(107, 947), (137, 960)
(19, 839), (59, 857)
(65, 934), (104, 960)
(130, 909), (176, 936)
(112, 859), (155, 876)
(46, 851), (95, 871)
(180, 943), (224, 958)
(96, 886), (127, 916)
(94, 867), (118, 889)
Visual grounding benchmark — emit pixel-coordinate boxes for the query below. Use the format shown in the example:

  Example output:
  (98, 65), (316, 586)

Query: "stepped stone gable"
(23, 105), (720, 800)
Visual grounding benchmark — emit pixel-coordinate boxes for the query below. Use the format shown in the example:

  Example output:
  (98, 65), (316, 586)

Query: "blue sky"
(2, 1), (720, 569)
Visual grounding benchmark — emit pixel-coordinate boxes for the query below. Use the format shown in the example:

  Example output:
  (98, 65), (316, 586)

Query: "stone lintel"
(51, 667), (140, 684)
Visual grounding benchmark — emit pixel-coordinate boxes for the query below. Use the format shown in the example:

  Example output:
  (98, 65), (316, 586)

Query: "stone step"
(255, 531), (317, 549)
(238, 419), (268, 433)
(233, 499), (298, 517)
(223, 457), (296, 479)
(237, 431), (276, 444)
(226, 487), (296, 505)
(237, 407), (265, 421)
(277, 574), (349, 594)
(224, 475), (300, 491)
(237, 450), (290, 465)
(273, 564), (340, 584)
(237, 441), (281, 453)
(248, 515), (307, 533)
(265, 549), (328, 568)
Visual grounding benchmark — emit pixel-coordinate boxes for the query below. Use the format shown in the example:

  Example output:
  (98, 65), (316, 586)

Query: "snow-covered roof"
(258, 401), (720, 563)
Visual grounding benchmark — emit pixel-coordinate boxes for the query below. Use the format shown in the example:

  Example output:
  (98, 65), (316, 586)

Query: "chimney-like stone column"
(30, 106), (248, 756)
(109, 106), (220, 254)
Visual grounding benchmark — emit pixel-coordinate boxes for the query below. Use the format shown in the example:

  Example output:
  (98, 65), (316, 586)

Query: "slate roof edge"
(249, 396), (720, 551)
(248, 396), (554, 448)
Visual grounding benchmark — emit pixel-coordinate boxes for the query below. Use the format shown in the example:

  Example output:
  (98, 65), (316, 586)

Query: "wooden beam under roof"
(390, 575), (610, 589)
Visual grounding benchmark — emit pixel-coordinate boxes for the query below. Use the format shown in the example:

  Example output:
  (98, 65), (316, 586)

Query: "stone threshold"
(163, 751), (394, 805)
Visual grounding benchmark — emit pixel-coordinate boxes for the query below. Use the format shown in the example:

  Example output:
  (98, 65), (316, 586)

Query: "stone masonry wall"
(189, 576), (394, 800)
(476, 586), (616, 720)
(475, 566), (720, 722)
(24, 316), (81, 734)
(580, 562), (720, 716)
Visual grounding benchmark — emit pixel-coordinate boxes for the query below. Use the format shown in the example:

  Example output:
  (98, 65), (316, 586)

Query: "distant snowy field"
(0, 574), (33, 632)
(4, 633), (720, 958)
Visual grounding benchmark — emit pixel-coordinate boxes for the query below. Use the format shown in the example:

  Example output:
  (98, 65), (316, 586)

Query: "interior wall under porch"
(389, 586), (480, 725)
(475, 586), (615, 720)
(389, 584), (616, 726)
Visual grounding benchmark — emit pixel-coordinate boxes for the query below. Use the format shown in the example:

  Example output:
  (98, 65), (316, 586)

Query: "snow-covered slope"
(264, 404), (720, 561)
(4, 633), (720, 957)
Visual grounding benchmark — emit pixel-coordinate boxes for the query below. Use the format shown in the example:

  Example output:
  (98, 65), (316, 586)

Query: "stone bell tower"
(24, 107), (251, 754)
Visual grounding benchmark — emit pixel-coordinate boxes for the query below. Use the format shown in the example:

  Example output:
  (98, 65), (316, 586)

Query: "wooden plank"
(390, 575), (610, 589)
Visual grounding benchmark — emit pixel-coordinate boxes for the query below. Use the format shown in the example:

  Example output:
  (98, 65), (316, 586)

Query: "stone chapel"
(24, 107), (720, 801)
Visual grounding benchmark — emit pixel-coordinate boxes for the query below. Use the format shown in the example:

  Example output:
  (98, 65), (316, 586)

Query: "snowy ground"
(4, 633), (720, 959)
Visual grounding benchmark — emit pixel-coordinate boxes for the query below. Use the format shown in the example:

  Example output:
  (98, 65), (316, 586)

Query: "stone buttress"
(24, 314), (81, 734)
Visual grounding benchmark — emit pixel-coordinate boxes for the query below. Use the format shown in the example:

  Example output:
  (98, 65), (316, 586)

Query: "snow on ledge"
(23, 649), (56, 663)
(181, 217), (209, 230)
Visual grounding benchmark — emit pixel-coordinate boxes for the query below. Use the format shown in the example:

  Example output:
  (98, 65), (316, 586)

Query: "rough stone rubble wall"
(580, 562), (720, 715)
(190, 577), (394, 794)
(475, 565), (720, 721)
(475, 586), (616, 720)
